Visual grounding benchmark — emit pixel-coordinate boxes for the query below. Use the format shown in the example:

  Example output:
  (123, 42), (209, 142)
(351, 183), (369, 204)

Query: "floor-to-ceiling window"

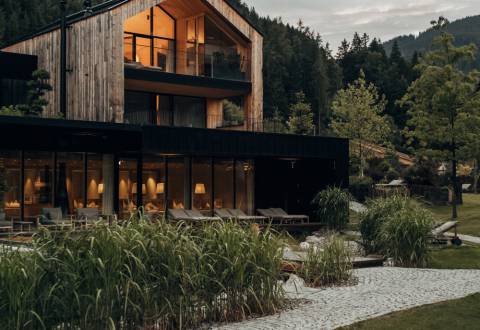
(23, 152), (54, 218)
(118, 158), (138, 218)
(125, 92), (206, 128)
(124, 5), (175, 72)
(214, 159), (234, 210)
(56, 153), (84, 215)
(0, 151), (21, 220)
(86, 154), (103, 211)
(167, 157), (186, 209)
(192, 158), (212, 214)
(235, 160), (254, 214)
(142, 156), (166, 215)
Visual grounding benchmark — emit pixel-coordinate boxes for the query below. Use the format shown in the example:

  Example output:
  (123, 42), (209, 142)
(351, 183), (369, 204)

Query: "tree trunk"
(451, 157), (458, 219)
(474, 159), (479, 194)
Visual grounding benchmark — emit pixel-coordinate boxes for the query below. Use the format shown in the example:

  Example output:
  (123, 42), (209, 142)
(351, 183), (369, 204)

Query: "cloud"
(242, 0), (479, 51)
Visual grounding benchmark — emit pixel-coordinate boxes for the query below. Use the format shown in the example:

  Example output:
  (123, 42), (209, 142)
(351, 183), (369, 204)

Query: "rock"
(299, 242), (311, 251)
(284, 274), (306, 292)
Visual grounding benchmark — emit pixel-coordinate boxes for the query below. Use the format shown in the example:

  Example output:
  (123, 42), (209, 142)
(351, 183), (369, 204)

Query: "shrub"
(379, 205), (433, 267)
(359, 196), (434, 267)
(359, 195), (409, 254)
(349, 176), (373, 202)
(0, 219), (285, 329)
(299, 234), (354, 287)
(311, 187), (350, 230)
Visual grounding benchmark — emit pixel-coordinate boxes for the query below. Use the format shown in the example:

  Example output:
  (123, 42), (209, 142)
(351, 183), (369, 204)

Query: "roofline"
(2, 0), (263, 49)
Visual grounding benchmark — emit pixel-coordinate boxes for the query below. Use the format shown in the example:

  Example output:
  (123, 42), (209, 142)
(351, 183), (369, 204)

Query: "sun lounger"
(270, 208), (309, 223)
(168, 209), (191, 221)
(431, 221), (458, 237)
(168, 209), (221, 224)
(185, 210), (222, 223)
(214, 209), (235, 220)
(228, 209), (268, 224)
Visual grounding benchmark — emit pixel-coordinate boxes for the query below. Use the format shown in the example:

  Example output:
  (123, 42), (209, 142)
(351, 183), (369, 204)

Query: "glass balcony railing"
(124, 40), (250, 82)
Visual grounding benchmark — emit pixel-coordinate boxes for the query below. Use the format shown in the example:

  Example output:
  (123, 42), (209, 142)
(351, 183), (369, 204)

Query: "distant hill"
(384, 15), (480, 70)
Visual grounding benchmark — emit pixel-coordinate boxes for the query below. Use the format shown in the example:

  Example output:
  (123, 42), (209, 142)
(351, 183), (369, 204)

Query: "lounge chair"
(0, 219), (13, 233)
(430, 221), (460, 245)
(228, 209), (268, 224)
(76, 208), (101, 228)
(37, 208), (73, 229)
(184, 210), (222, 223)
(270, 208), (309, 223)
(168, 209), (192, 221)
(214, 209), (235, 220)
(257, 209), (279, 223)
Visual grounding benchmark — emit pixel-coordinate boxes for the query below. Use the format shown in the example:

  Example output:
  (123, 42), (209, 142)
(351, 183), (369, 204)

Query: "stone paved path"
(214, 267), (480, 330)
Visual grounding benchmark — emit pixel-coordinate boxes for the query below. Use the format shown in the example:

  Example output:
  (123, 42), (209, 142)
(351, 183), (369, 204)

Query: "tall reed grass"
(299, 234), (354, 287)
(0, 217), (284, 329)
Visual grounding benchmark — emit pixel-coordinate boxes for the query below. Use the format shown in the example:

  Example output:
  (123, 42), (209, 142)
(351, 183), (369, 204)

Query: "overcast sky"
(242, 0), (480, 52)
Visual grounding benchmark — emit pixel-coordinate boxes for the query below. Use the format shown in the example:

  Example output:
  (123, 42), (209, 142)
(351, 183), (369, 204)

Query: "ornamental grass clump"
(299, 234), (354, 287)
(0, 218), (285, 329)
(378, 205), (433, 267)
(311, 187), (351, 231)
(359, 195), (408, 254)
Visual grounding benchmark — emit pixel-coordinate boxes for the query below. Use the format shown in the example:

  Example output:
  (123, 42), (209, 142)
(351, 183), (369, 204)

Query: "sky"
(242, 0), (480, 51)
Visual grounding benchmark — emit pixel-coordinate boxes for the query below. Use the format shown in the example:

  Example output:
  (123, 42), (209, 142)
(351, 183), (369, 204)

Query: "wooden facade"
(3, 0), (263, 128)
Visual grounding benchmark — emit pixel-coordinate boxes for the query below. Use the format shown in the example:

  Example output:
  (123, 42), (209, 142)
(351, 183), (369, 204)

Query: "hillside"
(384, 15), (480, 70)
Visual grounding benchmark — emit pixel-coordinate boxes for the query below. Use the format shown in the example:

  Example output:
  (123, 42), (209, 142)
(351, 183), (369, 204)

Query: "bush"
(379, 205), (433, 267)
(0, 219), (285, 329)
(359, 196), (434, 267)
(299, 234), (354, 287)
(311, 187), (350, 230)
(349, 176), (373, 202)
(359, 195), (407, 254)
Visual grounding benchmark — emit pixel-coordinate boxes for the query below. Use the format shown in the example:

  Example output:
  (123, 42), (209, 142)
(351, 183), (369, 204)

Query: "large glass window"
(23, 152), (54, 218)
(143, 156), (166, 215)
(124, 91), (153, 125)
(87, 154), (103, 210)
(167, 157), (185, 210)
(192, 158), (212, 213)
(56, 153), (84, 215)
(174, 96), (206, 128)
(119, 158), (138, 218)
(235, 160), (254, 214)
(155, 95), (172, 126)
(214, 159), (234, 210)
(1, 151), (21, 220)
(124, 6), (175, 71)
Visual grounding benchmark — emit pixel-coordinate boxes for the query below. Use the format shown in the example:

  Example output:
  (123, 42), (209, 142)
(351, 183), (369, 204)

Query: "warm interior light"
(98, 183), (104, 194)
(194, 183), (206, 195)
(156, 182), (165, 194)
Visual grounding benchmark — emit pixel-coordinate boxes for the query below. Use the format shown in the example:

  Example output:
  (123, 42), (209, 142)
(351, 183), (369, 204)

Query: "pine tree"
(287, 92), (315, 135)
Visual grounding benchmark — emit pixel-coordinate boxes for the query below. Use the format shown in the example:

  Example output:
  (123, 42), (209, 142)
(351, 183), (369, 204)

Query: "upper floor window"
(124, 6), (175, 72)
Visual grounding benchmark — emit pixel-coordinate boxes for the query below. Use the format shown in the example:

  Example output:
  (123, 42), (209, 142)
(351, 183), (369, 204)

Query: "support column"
(102, 154), (115, 216)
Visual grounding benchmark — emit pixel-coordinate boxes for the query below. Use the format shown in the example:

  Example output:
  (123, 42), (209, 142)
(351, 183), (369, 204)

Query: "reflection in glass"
(0, 151), (21, 220)
(174, 96), (206, 128)
(167, 158), (185, 209)
(124, 91), (153, 125)
(214, 160), (234, 210)
(192, 158), (212, 213)
(56, 153), (84, 215)
(24, 152), (54, 218)
(143, 156), (166, 215)
(87, 154), (103, 210)
(119, 159), (138, 218)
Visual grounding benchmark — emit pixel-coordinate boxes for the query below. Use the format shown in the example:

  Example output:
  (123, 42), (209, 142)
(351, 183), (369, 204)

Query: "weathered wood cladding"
(3, 0), (263, 128)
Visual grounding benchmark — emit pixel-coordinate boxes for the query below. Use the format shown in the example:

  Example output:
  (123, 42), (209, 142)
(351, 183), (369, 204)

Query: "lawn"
(425, 193), (480, 236)
(428, 246), (480, 269)
(343, 294), (480, 330)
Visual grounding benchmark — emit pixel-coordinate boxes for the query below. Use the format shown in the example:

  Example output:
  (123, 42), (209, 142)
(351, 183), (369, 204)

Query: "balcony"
(124, 36), (250, 82)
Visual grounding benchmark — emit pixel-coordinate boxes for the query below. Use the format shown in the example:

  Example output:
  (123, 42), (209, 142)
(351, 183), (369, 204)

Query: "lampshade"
(156, 182), (165, 194)
(98, 183), (104, 194)
(194, 183), (206, 194)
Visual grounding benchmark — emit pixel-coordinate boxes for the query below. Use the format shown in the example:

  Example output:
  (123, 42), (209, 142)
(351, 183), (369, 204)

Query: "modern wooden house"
(0, 0), (348, 222)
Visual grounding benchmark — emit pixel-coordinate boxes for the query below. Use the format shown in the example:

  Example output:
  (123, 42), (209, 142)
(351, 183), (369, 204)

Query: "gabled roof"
(3, 0), (262, 48)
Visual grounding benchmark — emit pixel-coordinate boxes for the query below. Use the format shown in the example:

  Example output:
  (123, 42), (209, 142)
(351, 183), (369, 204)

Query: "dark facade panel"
(142, 125), (348, 160)
(0, 116), (142, 153)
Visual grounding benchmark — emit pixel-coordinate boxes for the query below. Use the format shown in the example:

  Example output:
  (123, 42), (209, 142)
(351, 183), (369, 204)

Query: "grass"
(342, 293), (480, 330)
(425, 193), (480, 236)
(428, 245), (480, 269)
